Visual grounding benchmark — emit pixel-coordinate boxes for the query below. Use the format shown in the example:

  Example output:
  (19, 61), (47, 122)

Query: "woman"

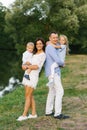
(17, 38), (46, 121)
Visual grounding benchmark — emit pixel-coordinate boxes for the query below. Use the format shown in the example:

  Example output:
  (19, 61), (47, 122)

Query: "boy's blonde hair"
(59, 34), (70, 55)
(27, 42), (34, 47)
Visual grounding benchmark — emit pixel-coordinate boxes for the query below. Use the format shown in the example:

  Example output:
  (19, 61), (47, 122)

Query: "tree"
(4, 0), (50, 80)
(73, 4), (87, 53)
(2, 0), (87, 83)
(46, 0), (87, 53)
(0, 3), (16, 86)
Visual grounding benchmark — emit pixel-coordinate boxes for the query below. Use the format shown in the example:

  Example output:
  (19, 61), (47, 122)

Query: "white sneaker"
(28, 114), (37, 119)
(17, 115), (28, 121)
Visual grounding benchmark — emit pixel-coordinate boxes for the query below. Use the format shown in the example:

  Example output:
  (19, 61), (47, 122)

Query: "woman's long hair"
(34, 38), (45, 54)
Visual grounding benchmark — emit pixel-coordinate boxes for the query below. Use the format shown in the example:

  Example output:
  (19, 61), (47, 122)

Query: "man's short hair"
(49, 31), (58, 37)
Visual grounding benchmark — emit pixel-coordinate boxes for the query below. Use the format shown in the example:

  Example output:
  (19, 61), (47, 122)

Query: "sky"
(0, 0), (15, 7)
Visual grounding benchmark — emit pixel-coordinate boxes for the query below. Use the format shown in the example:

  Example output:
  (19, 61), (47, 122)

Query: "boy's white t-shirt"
(22, 50), (33, 64)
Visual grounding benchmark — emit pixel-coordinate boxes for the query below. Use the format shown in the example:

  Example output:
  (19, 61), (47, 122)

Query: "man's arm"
(46, 45), (64, 66)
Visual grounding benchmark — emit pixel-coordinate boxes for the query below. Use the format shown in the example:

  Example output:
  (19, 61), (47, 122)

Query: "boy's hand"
(25, 61), (30, 65)
(22, 65), (28, 70)
(26, 69), (31, 74)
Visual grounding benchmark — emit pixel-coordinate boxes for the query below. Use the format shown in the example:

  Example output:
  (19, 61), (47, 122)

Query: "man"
(45, 32), (69, 119)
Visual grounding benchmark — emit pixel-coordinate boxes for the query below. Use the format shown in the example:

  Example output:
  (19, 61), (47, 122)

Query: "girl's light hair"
(59, 34), (70, 55)
(59, 34), (68, 45)
(27, 42), (34, 47)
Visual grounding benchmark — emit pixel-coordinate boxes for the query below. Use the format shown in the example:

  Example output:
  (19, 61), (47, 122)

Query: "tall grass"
(0, 55), (87, 130)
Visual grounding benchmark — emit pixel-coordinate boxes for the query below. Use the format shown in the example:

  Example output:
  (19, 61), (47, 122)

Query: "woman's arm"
(22, 64), (38, 71)
(23, 53), (46, 71)
(46, 45), (64, 66)
(27, 65), (39, 70)
(27, 54), (46, 71)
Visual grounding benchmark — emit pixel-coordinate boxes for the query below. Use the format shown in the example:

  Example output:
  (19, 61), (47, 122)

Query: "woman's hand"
(27, 65), (39, 70)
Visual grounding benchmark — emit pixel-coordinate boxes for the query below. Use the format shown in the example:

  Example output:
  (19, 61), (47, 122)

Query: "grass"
(0, 54), (87, 130)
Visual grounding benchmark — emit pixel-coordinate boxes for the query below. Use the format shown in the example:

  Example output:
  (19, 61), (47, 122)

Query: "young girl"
(46, 34), (69, 87)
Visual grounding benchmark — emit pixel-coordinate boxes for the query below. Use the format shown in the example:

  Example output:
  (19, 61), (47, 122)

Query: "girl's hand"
(51, 44), (61, 49)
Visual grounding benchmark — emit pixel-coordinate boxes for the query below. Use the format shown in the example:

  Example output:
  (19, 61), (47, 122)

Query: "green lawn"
(0, 55), (87, 130)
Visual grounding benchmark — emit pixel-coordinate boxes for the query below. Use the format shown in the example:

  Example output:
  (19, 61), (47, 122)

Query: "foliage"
(3, 0), (87, 50)
(0, 4), (16, 85)
(0, 0), (87, 84)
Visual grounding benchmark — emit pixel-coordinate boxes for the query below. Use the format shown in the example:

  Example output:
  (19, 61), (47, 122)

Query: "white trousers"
(46, 73), (64, 116)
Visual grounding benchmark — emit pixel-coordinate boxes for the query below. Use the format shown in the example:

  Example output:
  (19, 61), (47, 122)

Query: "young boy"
(22, 42), (34, 80)
(46, 35), (69, 87)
